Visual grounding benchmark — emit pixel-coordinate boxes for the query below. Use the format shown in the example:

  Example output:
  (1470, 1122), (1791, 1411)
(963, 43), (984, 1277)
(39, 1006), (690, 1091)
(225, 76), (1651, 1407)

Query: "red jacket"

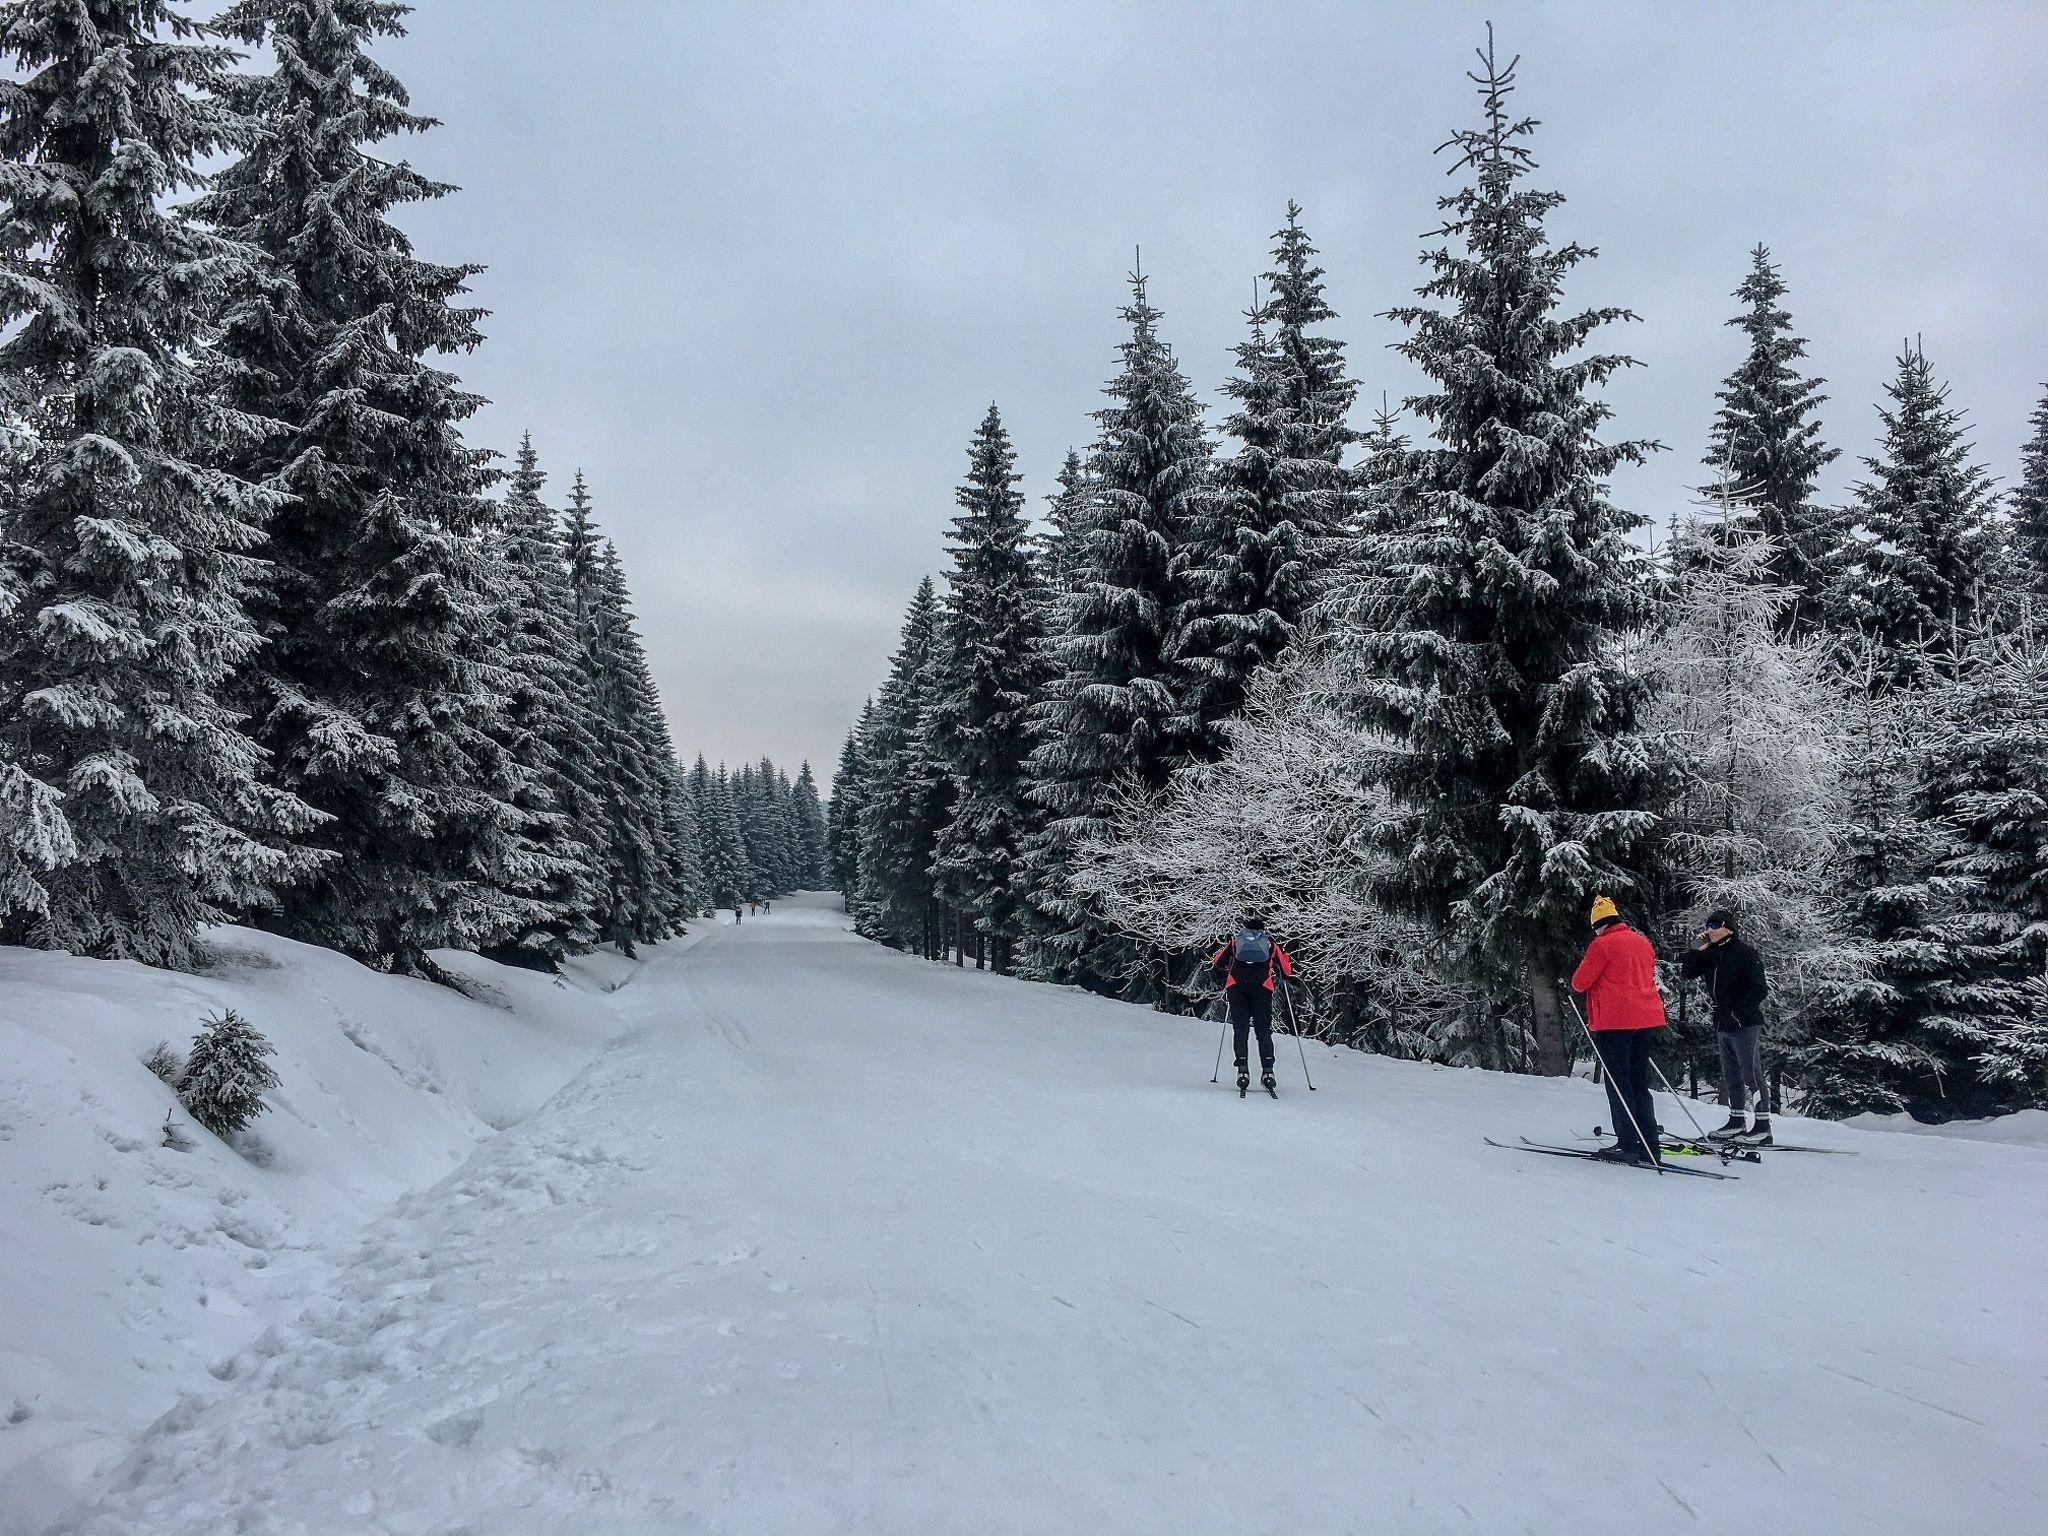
(1569, 922), (1667, 1032)
(1208, 939), (1295, 992)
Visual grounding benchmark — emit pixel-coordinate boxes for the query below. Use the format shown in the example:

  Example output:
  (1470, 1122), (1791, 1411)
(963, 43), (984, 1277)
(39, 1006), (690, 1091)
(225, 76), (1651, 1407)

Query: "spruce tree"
(790, 760), (828, 887)
(825, 714), (870, 902)
(178, 1008), (279, 1139)
(484, 434), (605, 964)
(1700, 246), (1838, 633)
(2013, 383), (2048, 603)
(0, 0), (322, 967)
(1026, 271), (1210, 994)
(1039, 449), (1091, 596)
(858, 578), (952, 951)
(1791, 655), (1997, 1118)
(1825, 343), (1998, 687)
(1348, 32), (1666, 1074)
(1920, 619), (2048, 1110)
(195, 0), (535, 971)
(930, 406), (1047, 973)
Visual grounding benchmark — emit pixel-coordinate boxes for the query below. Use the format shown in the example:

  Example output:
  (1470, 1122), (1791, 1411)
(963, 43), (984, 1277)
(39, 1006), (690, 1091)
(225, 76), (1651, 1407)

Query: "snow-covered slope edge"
(0, 924), (686, 1531)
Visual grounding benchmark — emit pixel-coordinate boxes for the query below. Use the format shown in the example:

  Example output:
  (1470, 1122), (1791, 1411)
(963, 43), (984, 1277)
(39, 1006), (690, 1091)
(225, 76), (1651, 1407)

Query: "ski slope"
(38, 893), (2048, 1534)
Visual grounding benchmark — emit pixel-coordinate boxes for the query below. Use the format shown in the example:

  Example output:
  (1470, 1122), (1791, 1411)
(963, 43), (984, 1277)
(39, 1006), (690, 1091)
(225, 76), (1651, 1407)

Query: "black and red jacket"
(1208, 936), (1295, 992)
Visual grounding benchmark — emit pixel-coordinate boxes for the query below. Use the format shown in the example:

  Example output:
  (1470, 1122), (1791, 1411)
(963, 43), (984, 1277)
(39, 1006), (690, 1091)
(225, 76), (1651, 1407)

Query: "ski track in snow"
(49, 894), (2048, 1535)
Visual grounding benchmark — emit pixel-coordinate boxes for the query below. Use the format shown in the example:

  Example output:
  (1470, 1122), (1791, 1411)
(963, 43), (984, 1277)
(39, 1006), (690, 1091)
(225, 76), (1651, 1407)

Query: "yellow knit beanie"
(1588, 894), (1620, 927)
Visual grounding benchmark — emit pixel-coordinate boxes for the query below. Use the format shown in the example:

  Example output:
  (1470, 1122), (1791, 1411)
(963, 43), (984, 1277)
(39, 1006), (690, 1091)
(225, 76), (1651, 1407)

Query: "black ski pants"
(1590, 1026), (1661, 1154)
(1229, 987), (1275, 1074)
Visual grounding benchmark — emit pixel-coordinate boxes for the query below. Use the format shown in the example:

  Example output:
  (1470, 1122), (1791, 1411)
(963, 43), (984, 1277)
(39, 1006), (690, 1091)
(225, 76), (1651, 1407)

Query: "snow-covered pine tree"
(1354, 396), (1411, 539)
(690, 756), (750, 907)
(1025, 269), (1211, 997)
(178, 1008), (280, 1139)
(1698, 246), (1838, 634)
(586, 540), (690, 946)
(2014, 384), (2048, 603)
(195, 0), (539, 972)
(0, 0), (324, 967)
(824, 713), (870, 902)
(929, 405), (1047, 973)
(1174, 207), (1357, 763)
(1824, 343), (1999, 688)
(1919, 614), (2048, 1110)
(857, 578), (953, 952)
(482, 434), (605, 965)
(790, 760), (828, 888)
(1038, 449), (1091, 597)
(1347, 32), (1666, 1074)
(1789, 648), (1993, 1118)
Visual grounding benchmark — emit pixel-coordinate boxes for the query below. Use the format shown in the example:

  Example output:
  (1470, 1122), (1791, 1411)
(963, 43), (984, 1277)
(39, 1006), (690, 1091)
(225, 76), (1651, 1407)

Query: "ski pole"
(1559, 982), (1662, 1175)
(1278, 977), (1316, 1091)
(1648, 1053), (1714, 1143)
(1210, 1014), (1228, 1084)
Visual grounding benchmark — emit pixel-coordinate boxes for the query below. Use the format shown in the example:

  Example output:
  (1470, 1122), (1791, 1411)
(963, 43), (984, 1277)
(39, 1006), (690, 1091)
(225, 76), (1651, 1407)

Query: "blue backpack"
(1234, 929), (1273, 965)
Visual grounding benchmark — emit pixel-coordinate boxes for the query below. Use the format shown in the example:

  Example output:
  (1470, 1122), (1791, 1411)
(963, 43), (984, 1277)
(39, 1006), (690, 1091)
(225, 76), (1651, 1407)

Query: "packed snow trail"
(61, 894), (2047, 1534)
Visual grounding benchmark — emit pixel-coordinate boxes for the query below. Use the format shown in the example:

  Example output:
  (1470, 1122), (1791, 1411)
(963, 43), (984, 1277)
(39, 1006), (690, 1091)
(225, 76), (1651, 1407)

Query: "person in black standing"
(1680, 909), (1773, 1145)
(1207, 917), (1295, 1095)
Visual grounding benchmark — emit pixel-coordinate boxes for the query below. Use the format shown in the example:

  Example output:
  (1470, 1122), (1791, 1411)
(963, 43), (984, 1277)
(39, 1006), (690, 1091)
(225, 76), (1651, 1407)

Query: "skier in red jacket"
(1208, 918), (1295, 1095)
(1568, 895), (1667, 1166)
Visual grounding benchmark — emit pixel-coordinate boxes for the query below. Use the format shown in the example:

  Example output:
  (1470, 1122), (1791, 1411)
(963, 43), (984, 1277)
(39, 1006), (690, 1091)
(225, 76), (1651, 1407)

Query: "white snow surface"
(11, 893), (2047, 1534)
(1847, 1107), (2048, 1148)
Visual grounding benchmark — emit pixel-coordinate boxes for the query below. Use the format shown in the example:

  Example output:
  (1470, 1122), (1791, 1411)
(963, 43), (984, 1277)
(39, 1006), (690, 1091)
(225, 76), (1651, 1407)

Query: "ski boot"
(1733, 1117), (1774, 1147)
(1262, 1071), (1277, 1098)
(1707, 1115), (1746, 1141)
(1237, 1069), (1250, 1098)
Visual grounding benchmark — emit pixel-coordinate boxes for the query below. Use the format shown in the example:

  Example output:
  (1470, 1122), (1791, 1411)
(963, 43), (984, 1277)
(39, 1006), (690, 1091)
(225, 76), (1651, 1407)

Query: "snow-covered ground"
(0, 922), (699, 1530)
(12, 894), (2047, 1534)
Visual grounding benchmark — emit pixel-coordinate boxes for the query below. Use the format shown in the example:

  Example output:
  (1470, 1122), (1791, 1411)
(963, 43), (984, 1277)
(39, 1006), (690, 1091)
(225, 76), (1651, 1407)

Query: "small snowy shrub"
(144, 1040), (184, 1086)
(177, 1010), (279, 1139)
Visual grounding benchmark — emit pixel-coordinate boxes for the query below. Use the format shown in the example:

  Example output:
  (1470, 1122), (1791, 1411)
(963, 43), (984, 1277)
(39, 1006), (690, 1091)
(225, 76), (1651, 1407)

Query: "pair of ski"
(1586, 1126), (1859, 1158)
(1484, 1136), (1739, 1180)
(1238, 1078), (1277, 1099)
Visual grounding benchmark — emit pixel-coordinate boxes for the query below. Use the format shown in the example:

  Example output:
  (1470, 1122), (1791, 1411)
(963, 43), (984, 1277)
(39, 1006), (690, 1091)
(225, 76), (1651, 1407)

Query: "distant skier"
(1681, 909), (1773, 1146)
(733, 905), (743, 925)
(1568, 896), (1667, 1166)
(764, 900), (773, 915)
(750, 899), (758, 916)
(1208, 917), (1294, 1095)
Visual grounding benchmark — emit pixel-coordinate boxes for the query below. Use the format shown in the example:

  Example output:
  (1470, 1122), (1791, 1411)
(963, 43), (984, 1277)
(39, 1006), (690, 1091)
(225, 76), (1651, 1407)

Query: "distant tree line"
(830, 33), (2048, 1121)
(0, 1), (824, 977)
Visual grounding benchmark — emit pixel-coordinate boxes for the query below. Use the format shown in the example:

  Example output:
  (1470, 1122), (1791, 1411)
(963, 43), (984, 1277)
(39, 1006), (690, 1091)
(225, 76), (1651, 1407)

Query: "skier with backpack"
(1208, 918), (1295, 1096)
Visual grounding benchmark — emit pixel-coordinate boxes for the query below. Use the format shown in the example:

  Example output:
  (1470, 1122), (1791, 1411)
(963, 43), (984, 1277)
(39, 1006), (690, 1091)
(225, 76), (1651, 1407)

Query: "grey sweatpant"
(1719, 1025), (1770, 1115)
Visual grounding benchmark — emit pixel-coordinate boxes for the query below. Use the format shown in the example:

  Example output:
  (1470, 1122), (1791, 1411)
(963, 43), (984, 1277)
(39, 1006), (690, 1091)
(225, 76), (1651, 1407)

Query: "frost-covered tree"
(1026, 270), (1210, 994)
(1825, 344), (1998, 687)
(178, 1008), (279, 1138)
(858, 578), (952, 952)
(1698, 246), (1838, 633)
(1038, 449), (1091, 596)
(195, 0), (538, 971)
(2014, 384), (2048, 604)
(1346, 32), (1666, 1075)
(1648, 481), (1870, 1079)
(1070, 635), (1481, 1060)
(929, 405), (1046, 972)
(0, 0), (324, 966)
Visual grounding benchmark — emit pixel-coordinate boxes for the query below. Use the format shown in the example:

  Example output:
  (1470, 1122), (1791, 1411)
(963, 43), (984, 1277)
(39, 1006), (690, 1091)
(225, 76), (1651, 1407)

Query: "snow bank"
(0, 925), (678, 1531)
(1847, 1106), (2048, 1148)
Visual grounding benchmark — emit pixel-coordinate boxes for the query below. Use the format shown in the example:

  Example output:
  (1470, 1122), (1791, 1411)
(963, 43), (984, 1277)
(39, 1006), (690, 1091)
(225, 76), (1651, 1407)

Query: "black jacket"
(1679, 934), (1768, 1032)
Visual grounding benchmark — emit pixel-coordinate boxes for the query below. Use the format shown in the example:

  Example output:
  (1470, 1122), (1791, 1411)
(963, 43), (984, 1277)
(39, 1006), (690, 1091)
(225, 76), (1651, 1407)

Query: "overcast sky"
(379, 0), (2047, 785)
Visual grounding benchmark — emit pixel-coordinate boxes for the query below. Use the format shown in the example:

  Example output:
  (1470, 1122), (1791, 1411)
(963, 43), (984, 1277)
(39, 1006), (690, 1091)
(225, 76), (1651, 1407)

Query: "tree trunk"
(1528, 970), (1572, 1077)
